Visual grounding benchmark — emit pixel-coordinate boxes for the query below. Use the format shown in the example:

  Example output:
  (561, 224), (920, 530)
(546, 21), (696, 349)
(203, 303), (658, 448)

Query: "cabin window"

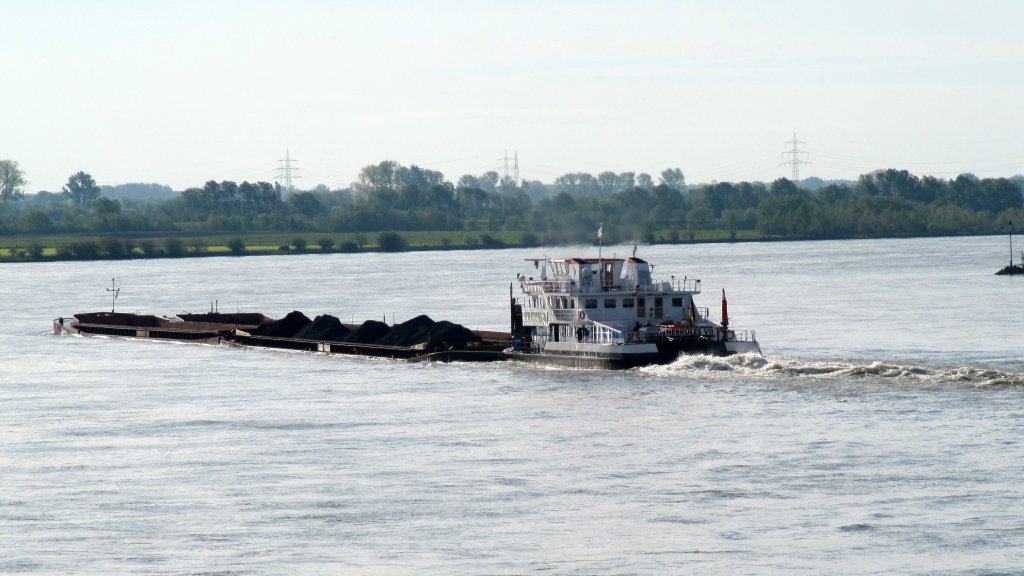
(672, 297), (683, 307)
(638, 268), (652, 286)
(585, 299), (598, 309)
(604, 299), (616, 308)
(623, 298), (634, 308)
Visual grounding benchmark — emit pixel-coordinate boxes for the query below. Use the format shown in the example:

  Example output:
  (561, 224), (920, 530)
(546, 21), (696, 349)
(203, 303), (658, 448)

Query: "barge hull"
(60, 313), (750, 370)
(63, 314), (513, 364)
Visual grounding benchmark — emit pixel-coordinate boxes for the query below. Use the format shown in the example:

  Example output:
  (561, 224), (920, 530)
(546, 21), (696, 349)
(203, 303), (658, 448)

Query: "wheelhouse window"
(672, 297), (683, 307)
(603, 262), (615, 289)
(585, 299), (598, 309)
(623, 298), (634, 308)
(638, 268), (652, 286)
(604, 298), (616, 308)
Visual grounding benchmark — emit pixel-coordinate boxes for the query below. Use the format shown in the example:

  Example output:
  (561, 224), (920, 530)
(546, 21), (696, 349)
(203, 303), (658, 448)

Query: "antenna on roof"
(106, 278), (120, 313)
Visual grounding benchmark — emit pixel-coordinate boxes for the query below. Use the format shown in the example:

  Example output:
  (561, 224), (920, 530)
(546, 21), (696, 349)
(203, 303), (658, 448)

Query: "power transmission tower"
(780, 133), (810, 181)
(498, 149), (519, 186)
(275, 149), (301, 193)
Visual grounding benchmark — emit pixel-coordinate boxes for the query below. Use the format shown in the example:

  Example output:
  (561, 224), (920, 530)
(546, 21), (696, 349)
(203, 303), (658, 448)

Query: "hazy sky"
(5, 0), (1023, 192)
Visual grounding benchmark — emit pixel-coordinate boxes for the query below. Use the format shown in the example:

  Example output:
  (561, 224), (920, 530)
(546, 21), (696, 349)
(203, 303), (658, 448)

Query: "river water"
(2, 236), (1023, 574)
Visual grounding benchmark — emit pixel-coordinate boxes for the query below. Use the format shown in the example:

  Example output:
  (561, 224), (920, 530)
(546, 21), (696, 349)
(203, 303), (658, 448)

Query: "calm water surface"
(2, 236), (1023, 574)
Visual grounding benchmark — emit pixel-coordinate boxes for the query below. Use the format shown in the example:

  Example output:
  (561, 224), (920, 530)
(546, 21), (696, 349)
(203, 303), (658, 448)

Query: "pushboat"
(507, 247), (760, 369)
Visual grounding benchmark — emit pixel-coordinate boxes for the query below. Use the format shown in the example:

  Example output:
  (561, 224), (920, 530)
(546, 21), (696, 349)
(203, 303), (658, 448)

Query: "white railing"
(730, 329), (756, 342)
(527, 279), (574, 293)
(552, 309), (578, 322)
(554, 279), (664, 294)
(525, 276), (703, 295)
(588, 321), (625, 345)
(668, 278), (701, 292)
(523, 310), (547, 324)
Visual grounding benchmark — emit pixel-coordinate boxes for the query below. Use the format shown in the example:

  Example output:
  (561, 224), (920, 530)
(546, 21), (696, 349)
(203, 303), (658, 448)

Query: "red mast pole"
(721, 289), (729, 330)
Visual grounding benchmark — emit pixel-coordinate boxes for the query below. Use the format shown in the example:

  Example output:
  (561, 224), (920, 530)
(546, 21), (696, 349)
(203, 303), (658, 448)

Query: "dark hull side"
(508, 337), (731, 370)
(69, 321), (512, 364)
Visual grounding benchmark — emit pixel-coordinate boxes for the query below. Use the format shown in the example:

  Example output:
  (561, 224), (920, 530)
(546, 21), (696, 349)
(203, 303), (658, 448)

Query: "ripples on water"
(3, 237), (1024, 574)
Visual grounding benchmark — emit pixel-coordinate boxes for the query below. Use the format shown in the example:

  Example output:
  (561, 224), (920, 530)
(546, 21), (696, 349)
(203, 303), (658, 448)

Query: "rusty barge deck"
(57, 311), (513, 364)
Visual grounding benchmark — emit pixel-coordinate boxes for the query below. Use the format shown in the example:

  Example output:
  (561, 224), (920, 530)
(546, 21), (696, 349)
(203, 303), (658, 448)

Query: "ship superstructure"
(508, 250), (759, 368)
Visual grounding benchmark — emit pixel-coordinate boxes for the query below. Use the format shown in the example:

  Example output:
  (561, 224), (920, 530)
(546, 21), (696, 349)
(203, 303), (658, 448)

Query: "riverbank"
(0, 228), (1006, 263)
(0, 229), (767, 262)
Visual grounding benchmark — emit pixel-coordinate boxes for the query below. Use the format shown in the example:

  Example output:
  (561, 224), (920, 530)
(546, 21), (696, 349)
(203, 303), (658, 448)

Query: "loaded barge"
(55, 311), (510, 363)
(55, 248), (760, 369)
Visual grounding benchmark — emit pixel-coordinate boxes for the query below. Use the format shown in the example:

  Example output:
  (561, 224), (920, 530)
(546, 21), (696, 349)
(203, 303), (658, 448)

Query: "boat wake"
(639, 353), (1024, 388)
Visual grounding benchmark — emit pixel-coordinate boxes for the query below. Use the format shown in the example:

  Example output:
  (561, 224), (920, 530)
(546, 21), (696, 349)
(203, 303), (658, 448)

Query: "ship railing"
(587, 321), (626, 345)
(729, 329), (757, 342)
(526, 277), (704, 295)
(523, 310), (547, 324)
(529, 279), (574, 293)
(657, 326), (758, 343)
(552, 309), (578, 322)
(621, 278), (703, 293)
(658, 326), (714, 339)
(668, 278), (701, 292)
(625, 330), (659, 344)
(567, 278), (705, 295)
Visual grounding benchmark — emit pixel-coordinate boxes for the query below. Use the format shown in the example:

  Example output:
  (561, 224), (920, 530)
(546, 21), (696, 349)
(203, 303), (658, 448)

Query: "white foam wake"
(639, 353), (1024, 388)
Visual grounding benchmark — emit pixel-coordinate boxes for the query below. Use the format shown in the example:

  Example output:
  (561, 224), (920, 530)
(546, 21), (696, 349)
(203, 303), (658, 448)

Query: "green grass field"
(0, 229), (767, 262)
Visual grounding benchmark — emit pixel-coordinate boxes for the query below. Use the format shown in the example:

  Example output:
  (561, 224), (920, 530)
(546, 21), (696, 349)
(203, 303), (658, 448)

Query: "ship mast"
(106, 278), (120, 313)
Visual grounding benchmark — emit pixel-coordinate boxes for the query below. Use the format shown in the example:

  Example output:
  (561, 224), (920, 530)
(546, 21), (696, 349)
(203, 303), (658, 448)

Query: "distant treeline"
(1, 162), (1023, 244)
